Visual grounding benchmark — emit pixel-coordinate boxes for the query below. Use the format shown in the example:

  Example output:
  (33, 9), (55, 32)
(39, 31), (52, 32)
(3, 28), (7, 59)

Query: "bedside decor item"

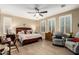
(68, 32), (73, 38)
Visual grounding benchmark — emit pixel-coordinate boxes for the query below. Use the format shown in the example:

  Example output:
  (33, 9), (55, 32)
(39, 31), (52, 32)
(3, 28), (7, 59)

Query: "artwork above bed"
(16, 27), (32, 34)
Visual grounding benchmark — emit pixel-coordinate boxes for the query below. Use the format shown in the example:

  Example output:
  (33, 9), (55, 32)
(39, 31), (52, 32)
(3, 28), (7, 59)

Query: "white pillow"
(75, 32), (79, 38)
(18, 32), (21, 35)
(27, 30), (32, 34)
(21, 30), (25, 34)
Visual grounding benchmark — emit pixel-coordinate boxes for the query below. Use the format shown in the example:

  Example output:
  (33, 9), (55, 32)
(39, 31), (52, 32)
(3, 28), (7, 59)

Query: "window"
(40, 20), (46, 32)
(48, 18), (56, 33)
(48, 20), (51, 32)
(59, 16), (65, 33)
(3, 16), (12, 34)
(65, 15), (72, 33)
(59, 14), (72, 33)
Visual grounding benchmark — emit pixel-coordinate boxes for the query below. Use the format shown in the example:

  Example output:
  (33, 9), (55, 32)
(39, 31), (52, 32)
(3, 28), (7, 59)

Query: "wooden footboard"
(20, 37), (42, 46)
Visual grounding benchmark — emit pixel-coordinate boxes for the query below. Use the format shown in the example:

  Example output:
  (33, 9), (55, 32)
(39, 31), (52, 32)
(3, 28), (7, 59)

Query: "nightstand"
(45, 32), (53, 41)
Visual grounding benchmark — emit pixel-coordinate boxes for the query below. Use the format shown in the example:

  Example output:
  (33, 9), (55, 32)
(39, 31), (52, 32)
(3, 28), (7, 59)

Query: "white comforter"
(18, 33), (42, 43)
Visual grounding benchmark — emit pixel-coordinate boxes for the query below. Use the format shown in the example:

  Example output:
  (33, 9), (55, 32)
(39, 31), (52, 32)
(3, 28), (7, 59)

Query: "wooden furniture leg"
(8, 42), (11, 55)
(15, 43), (19, 52)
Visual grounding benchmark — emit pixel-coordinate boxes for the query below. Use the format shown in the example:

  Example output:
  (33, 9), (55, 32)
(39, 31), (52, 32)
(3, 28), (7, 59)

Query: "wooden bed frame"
(16, 27), (32, 34)
(20, 37), (42, 45)
(16, 27), (42, 45)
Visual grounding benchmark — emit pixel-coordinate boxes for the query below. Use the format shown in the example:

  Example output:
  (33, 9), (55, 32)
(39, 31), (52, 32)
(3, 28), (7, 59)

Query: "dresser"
(45, 32), (53, 41)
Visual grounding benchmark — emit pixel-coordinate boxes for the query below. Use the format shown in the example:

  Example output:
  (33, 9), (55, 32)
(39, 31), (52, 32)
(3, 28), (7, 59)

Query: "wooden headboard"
(16, 27), (32, 34)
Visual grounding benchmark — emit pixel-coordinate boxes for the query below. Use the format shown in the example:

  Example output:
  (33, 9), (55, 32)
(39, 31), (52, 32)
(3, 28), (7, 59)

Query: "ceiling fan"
(27, 4), (48, 17)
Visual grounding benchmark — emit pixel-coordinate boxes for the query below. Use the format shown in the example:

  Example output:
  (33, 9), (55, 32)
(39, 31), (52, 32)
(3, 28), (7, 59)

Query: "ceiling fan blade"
(34, 13), (36, 17)
(27, 12), (36, 14)
(40, 11), (48, 13)
(34, 4), (40, 12)
(39, 13), (43, 17)
(35, 7), (39, 11)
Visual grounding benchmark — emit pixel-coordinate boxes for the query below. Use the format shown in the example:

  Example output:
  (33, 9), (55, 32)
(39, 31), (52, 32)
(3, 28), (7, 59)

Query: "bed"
(16, 27), (42, 45)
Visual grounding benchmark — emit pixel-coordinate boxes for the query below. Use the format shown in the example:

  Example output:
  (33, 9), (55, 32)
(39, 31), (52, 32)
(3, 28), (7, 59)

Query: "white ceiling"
(0, 4), (79, 20)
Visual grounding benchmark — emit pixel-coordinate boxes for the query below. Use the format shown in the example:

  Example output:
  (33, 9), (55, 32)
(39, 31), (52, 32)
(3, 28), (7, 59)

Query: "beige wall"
(35, 20), (40, 32)
(0, 13), (38, 35)
(39, 8), (79, 34)
(0, 10), (2, 35)
(0, 8), (79, 35)
(35, 8), (79, 39)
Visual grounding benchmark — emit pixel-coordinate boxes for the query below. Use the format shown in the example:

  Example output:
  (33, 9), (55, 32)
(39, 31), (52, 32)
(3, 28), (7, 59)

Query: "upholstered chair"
(52, 32), (66, 46)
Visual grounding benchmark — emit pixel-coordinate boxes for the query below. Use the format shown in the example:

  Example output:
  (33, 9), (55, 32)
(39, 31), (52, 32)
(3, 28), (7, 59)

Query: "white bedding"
(18, 33), (42, 44)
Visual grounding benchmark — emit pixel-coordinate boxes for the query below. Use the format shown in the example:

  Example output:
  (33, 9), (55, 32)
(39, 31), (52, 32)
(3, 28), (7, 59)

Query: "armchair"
(52, 32), (66, 46)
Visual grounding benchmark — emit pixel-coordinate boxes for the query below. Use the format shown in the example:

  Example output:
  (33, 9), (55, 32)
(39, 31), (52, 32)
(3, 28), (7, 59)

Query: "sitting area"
(0, 36), (10, 55)
(65, 32), (79, 54)
(0, 34), (19, 55)
(52, 32), (79, 54)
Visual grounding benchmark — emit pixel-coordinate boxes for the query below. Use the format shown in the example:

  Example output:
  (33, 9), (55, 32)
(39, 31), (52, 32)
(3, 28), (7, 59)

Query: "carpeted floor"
(11, 40), (74, 55)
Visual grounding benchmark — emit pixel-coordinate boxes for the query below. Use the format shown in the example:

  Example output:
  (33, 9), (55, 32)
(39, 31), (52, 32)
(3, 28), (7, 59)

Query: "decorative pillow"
(21, 30), (25, 34)
(72, 38), (79, 42)
(26, 30), (32, 34)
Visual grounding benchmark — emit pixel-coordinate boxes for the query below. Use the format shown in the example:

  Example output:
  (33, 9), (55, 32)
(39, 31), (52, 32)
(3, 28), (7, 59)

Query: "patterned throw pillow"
(72, 38), (79, 42)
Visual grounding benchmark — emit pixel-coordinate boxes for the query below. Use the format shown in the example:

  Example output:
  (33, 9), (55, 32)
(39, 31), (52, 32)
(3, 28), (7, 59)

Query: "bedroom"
(0, 4), (79, 55)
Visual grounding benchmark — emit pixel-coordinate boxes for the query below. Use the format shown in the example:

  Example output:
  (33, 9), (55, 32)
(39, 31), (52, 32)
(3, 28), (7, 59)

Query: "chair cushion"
(55, 36), (62, 39)
(54, 32), (63, 39)
(72, 38), (79, 42)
